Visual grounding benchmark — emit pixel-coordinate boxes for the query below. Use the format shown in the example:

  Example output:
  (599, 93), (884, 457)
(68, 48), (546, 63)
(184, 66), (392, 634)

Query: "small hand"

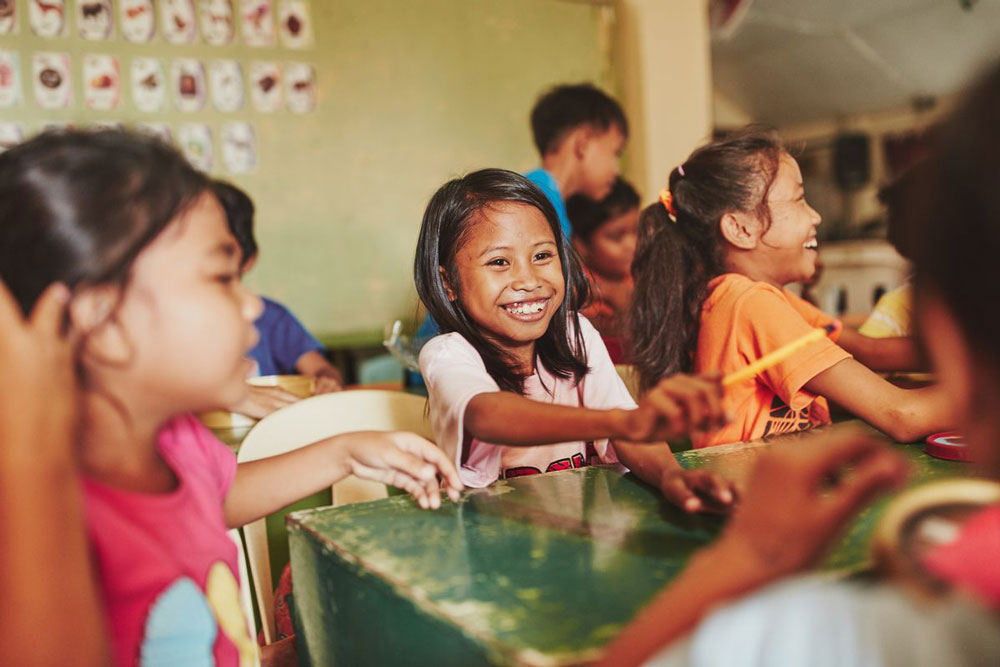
(624, 372), (727, 442)
(231, 384), (300, 419)
(660, 468), (739, 514)
(344, 431), (464, 509)
(312, 373), (343, 394)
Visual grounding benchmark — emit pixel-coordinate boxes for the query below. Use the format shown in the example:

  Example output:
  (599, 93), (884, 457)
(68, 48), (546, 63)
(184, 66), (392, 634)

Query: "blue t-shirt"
(524, 167), (572, 240)
(249, 296), (324, 376)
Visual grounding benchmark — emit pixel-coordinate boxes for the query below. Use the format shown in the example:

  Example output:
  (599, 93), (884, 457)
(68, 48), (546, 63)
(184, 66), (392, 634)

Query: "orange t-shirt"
(694, 273), (851, 448)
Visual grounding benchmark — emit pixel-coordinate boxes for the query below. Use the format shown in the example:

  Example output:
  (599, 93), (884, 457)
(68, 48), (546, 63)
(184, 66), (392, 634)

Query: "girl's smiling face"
(757, 153), (823, 285)
(446, 202), (565, 367)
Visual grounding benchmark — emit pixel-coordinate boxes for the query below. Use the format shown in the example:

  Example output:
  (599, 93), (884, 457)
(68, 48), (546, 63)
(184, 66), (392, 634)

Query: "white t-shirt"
(419, 316), (636, 488)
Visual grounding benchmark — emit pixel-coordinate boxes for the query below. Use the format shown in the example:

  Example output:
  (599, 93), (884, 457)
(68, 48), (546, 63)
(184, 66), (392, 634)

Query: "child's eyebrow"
(209, 242), (239, 258)
(478, 244), (512, 257)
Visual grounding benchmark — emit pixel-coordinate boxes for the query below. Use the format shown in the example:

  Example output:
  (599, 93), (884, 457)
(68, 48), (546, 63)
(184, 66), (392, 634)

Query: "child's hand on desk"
(312, 374), (343, 394)
(337, 431), (464, 509)
(659, 468), (738, 514)
(711, 428), (909, 581)
(622, 372), (727, 442)
(231, 384), (300, 419)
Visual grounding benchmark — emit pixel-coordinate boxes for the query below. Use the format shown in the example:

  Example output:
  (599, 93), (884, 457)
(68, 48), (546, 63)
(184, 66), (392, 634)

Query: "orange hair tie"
(659, 187), (678, 222)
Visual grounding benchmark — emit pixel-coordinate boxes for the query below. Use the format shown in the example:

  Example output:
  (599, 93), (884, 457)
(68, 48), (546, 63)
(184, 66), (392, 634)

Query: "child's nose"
(510, 263), (541, 291)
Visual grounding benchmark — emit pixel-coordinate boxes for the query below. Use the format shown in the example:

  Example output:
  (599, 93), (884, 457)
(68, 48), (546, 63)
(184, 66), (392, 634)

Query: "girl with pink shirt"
(0, 130), (462, 667)
(415, 168), (736, 513)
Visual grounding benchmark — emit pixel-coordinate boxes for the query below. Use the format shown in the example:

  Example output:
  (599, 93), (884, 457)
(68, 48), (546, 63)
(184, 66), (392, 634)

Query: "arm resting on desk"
(837, 329), (924, 372)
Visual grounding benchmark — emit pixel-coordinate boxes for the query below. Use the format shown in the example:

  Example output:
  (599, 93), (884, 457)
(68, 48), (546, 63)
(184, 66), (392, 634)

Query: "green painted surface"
(288, 430), (969, 666)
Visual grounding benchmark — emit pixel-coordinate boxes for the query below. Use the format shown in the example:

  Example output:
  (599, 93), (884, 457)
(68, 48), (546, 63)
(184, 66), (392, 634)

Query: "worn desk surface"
(288, 431), (968, 666)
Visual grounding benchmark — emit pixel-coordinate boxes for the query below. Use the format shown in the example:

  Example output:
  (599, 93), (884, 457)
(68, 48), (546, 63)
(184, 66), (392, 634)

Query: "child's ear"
(570, 127), (591, 161)
(438, 266), (458, 301)
(68, 286), (133, 365)
(719, 211), (761, 250)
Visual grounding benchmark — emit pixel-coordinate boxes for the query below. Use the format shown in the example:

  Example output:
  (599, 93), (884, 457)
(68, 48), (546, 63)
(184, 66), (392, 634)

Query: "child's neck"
(79, 391), (179, 494)
(540, 153), (583, 199)
(724, 252), (785, 289)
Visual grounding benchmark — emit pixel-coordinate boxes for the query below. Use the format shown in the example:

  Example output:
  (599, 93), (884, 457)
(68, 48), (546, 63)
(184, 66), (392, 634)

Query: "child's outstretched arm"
(223, 431), (464, 527)
(805, 358), (952, 442)
(837, 329), (924, 372)
(465, 373), (737, 512)
(597, 428), (909, 667)
(0, 283), (107, 666)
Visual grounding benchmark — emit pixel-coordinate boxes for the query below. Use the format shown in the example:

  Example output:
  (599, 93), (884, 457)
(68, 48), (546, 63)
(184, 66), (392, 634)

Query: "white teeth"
(505, 301), (545, 315)
(804, 239), (818, 249)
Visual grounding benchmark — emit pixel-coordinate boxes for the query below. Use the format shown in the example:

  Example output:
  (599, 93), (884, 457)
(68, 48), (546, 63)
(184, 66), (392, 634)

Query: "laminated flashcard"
(278, 0), (312, 49)
(32, 52), (72, 109)
(135, 121), (172, 144)
(221, 121), (256, 173)
(77, 0), (113, 40)
(209, 59), (244, 112)
(249, 61), (281, 112)
(83, 54), (119, 110)
(0, 0), (18, 35)
(131, 57), (167, 112)
(162, 0), (197, 44)
(0, 51), (23, 108)
(177, 122), (213, 172)
(240, 0), (274, 47)
(29, 0), (66, 37)
(284, 62), (315, 113)
(200, 0), (234, 46)
(172, 58), (206, 112)
(0, 122), (24, 153)
(120, 0), (155, 43)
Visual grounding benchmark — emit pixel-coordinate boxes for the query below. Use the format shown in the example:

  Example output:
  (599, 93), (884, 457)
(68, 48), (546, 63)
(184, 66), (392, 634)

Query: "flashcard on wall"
(177, 122), (213, 172)
(0, 122), (24, 153)
(30, 0), (67, 37)
(172, 58), (206, 112)
(162, 0), (197, 44)
(221, 121), (256, 173)
(209, 60), (244, 112)
(0, 51), (23, 108)
(131, 58), (166, 112)
(121, 0), (155, 43)
(136, 121), (172, 144)
(200, 0), (234, 45)
(240, 0), (274, 47)
(83, 54), (119, 110)
(0, 0), (18, 35)
(284, 62), (315, 113)
(249, 61), (281, 112)
(278, 0), (312, 49)
(33, 52), (72, 109)
(77, 0), (113, 40)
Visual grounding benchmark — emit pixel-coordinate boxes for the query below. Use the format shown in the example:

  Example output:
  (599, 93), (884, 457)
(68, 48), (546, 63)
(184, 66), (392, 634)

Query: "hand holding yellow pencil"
(723, 323), (837, 388)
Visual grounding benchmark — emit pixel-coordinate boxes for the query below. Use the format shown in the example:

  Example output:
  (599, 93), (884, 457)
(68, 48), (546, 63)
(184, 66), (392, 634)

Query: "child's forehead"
(459, 202), (556, 248)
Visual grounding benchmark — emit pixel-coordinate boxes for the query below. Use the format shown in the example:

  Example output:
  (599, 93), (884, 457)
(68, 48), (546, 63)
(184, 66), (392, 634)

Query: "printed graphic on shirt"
(502, 444), (600, 479)
(761, 394), (813, 438)
(140, 565), (256, 667)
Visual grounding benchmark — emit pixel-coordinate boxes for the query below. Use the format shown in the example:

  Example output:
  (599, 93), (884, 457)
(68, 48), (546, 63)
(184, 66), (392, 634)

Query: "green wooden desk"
(287, 434), (968, 666)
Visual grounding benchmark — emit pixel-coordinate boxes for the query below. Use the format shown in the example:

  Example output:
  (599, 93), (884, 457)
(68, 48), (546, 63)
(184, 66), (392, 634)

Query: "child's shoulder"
(705, 273), (789, 312)
(418, 331), (487, 370)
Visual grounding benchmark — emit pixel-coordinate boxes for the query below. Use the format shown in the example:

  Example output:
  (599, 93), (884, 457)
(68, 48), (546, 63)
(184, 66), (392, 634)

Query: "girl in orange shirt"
(629, 128), (950, 447)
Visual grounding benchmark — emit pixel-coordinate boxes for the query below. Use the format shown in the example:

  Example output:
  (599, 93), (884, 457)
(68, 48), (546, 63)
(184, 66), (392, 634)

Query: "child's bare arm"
(612, 440), (737, 513)
(837, 329), (924, 372)
(805, 358), (952, 442)
(223, 431), (463, 527)
(597, 428), (908, 667)
(0, 283), (107, 666)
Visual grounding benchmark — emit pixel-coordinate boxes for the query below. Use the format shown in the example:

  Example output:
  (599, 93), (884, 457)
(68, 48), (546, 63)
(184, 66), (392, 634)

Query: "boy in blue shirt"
(524, 83), (629, 239)
(213, 181), (343, 418)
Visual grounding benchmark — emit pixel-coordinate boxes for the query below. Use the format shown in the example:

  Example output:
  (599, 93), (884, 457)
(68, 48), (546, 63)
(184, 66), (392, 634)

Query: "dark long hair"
(914, 61), (1000, 373)
(414, 168), (591, 394)
(0, 129), (208, 317)
(629, 127), (782, 392)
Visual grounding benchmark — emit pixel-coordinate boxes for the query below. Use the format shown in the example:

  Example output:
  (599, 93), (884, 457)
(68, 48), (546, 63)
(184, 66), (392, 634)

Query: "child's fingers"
(685, 470), (737, 510)
(824, 447), (909, 522)
(694, 372), (727, 426)
(801, 429), (888, 483)
(28, 283), (70, 338)
(400, 435), (465, 494)
(660, 473), (703, 513)
(643, 390), (686, 435)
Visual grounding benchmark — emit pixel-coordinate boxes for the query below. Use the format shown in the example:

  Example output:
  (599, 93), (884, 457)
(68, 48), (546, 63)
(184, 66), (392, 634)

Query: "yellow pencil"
(722, 323), (837, 388)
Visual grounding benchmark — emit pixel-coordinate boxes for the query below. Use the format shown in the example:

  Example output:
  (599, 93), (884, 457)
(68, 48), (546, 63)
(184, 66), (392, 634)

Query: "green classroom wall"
(1, 0), (615, 337)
